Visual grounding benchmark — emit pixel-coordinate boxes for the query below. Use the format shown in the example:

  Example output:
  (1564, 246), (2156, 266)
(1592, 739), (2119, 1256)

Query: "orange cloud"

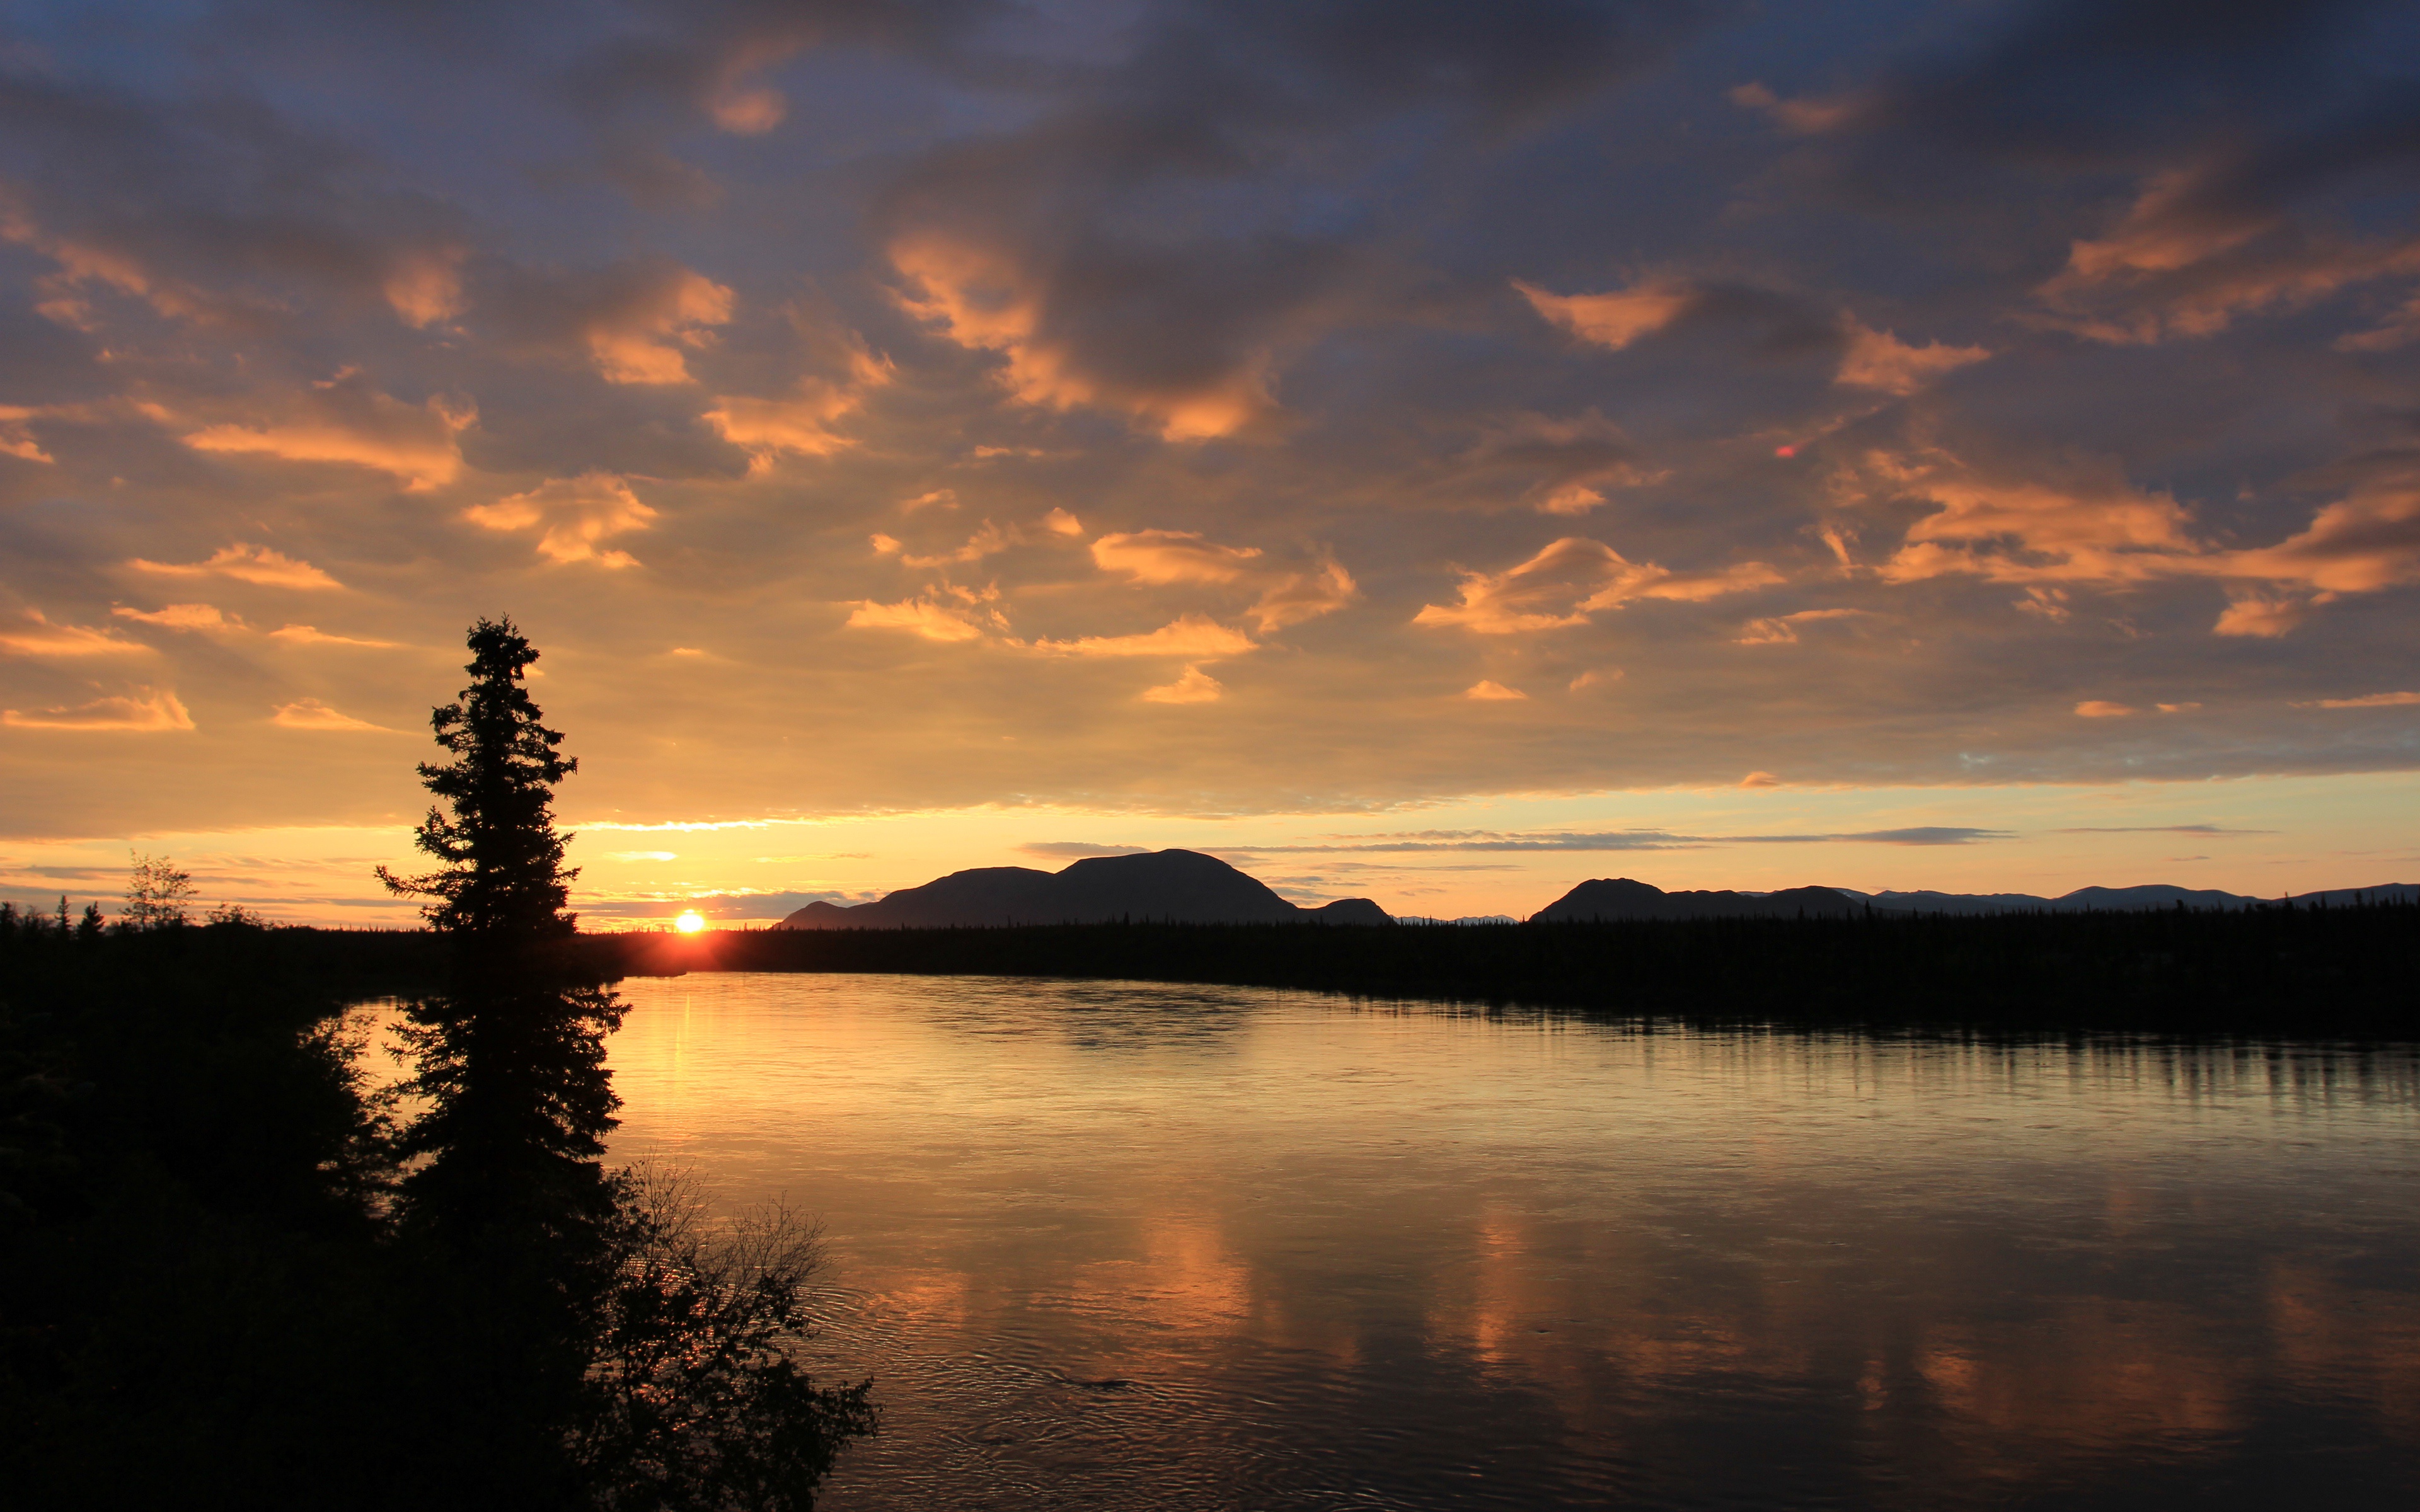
(113, 603), (236, 631)
(1464, 680), (1527, 701)
(1022, 614), (1257, 660)
(1835, 321), (1990, 394)
(3, 688), (193, 731)
(1847, 450), (2204, 587)
(2075, 701), (2135, 718)
(1414, 537), (1781, 634)
(1, 610), (152, 656)
(267, 624), (397, 648)
(2211, 592), (2307, 638)
(181, 381), (474, 489)
(0, 404), (53, 462)
(585, 268), (734, 384)
(892, 511), (1085, 570)
(383, 248), (467, 328)
(1247, 559), (1357, 633)
(464, 473), (658, 568)
(891, 237), (1268, 439)
(1738, 770), (1783, 787)
(1092, 530), (1265, 585)
(2038, 169), (2420, 344)
(1735, 607), (1870, 645)
(1514, 277), (1693, 350)
(271, 698), (393, 731)
(1140, 665), (1224, 704)
(1090, 530), (1357, 633)
(2221, 468), (2420, 595)
(704, 347), (892, 462)
(845, 588), (1005, 643)
(129, 543), (342, 590)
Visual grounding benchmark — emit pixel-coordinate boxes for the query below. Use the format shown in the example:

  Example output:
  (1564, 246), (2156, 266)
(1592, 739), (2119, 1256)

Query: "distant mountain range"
(1538, 878), (2420, 920)
(778, 849), (1391, 929)
(778, 852), (2417, 930)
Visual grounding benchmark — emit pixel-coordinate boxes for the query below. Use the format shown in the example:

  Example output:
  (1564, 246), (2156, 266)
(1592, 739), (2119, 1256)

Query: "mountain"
(778, 849), (1393, 929)
(1531, 878), (1864, 922)
(1827, 883), (2420, 913)
(1536, 880), (2420, 919)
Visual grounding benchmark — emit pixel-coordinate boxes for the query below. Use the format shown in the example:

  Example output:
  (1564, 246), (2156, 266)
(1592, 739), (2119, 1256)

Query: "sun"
(674, 909), (706, 934)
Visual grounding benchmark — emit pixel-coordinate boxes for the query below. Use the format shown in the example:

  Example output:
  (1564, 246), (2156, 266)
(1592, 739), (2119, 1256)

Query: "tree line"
(609, 901), (2420, 1038)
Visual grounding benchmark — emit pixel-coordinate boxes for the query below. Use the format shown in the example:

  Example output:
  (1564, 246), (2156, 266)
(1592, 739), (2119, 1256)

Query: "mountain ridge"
(778, 849), (1392, 929)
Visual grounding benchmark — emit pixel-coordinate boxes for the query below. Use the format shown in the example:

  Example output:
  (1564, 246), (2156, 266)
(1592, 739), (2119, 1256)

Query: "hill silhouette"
(1536, 878), (2420, 920)
(1533, 879), (1864, 922)
(779, 849), (1391, 929)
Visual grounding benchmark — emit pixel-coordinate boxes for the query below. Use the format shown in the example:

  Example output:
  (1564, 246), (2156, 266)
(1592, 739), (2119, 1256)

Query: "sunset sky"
(4, 0), (2417, 925)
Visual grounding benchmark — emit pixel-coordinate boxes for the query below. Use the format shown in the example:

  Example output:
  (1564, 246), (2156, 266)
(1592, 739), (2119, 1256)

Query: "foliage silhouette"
(378, 616), (875, 1508)
(122, 853), (194, 931)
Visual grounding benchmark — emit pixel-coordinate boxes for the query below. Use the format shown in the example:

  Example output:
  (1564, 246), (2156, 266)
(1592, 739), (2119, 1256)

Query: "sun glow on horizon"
(674, 909), (706, 934)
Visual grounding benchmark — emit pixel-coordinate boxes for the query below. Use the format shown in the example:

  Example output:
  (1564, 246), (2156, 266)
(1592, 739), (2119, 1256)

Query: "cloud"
(1244, 825), (2014, 854)
(2055, 825), (2271, 835)
(704, 347), (892, 462)
(2295, 690), (2420, 709)
(2222, 465), (2420, 596)
(1023, 614), (1256, 659)
(113, 603), (235, 632)
(844, 587), (1005, 643)
(582, 266), (734, 384)
(890, 512), (1086, 570)
(129, 544), (342, 590)
(2036, 166), (2420, 345)
(3, 689), (193, 731)
(0, 405), (54, 463)
(1092, 530), (1356, 632)
(383, 247), (467, 329)
(1092, 530), (1265, 585)
(1727, 81), (1855, 135)
(1569, 668), (1623, 691)
(267, 624), (396, 648)
(271, 698), (393, 731)
(1415, 537), (1782, 634)
(1515, 277), (1695, 350)
(2075, 701), (2135, 718)
(180, 375), (475, 490)
(1464, 680), (1527, 701)
(1141, 665), (1223, 704)
(1735, 608), (1870, 644)
(1738, 771), (1782, 788)
(1246, 559), (1358, 633)
(1020, 843), (1151, 861)
(891, 236), (1281, 441)
(464, 473), (658, 568)
(1834, 321), (1990, 394)
(2211, 588), (2307, 636)
(1, 610), (152, 656)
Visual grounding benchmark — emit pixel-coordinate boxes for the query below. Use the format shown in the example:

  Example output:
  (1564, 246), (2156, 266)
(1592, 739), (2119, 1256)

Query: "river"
(604, 972), (2420, 1510)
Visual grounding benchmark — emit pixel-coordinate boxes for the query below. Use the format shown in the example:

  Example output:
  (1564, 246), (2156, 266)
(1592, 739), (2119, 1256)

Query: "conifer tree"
(379, 617), (623, 1266)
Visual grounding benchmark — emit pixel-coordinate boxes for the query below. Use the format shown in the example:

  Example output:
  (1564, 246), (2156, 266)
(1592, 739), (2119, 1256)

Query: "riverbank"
(594, 901), (2419, 1038)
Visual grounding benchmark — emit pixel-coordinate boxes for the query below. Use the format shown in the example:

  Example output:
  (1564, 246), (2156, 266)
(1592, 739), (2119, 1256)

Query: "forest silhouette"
(1, 619), (873, 1511)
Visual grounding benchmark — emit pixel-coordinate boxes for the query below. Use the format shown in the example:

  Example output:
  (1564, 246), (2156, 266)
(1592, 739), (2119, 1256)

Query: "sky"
(3, 0), (2418, 926)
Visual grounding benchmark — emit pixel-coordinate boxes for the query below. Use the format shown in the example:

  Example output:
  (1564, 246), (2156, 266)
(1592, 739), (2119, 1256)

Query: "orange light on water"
(674, 910), (706, 934)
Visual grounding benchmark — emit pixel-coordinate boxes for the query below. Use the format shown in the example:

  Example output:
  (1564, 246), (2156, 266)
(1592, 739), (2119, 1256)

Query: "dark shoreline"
(585, 902), (2419, 1039)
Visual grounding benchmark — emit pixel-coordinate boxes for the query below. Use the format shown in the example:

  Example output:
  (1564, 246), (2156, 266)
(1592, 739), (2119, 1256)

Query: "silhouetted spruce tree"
(381, 617), (623, 1267)
(377, 617), (626, 1506)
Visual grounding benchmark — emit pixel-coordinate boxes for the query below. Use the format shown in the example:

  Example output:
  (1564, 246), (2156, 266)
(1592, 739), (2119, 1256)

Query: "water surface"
(606, 973), (2420, 1510)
